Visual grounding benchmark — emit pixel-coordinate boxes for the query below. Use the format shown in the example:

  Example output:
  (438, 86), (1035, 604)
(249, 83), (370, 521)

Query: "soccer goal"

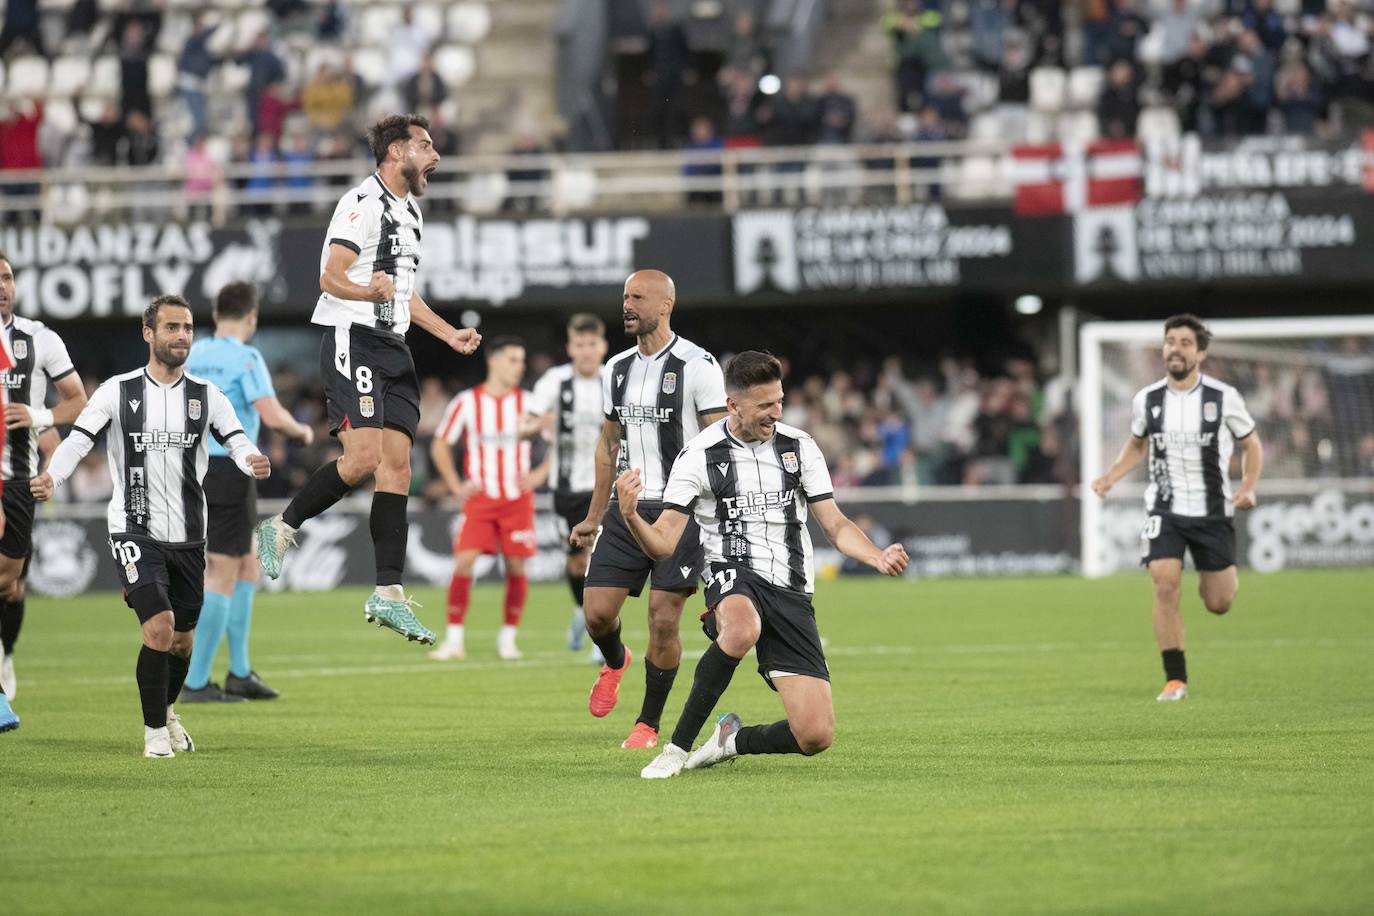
(1079, 315), (1374, 578)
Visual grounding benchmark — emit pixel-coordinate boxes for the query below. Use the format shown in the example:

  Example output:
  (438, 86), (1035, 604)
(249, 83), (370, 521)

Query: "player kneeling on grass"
(619, 351), (908, 779)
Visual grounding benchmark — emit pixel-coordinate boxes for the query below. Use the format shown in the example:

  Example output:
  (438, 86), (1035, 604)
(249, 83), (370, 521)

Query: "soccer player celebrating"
(428, 337), (545, 661)
(181, 282), (314, 704)
(254, 114), (480, 645)
(526, 313), (608, 654)
(32, 296), (271, 758)
(1092, 314), (1263, 701)
(569, 270), (728, 750)
(621, 351), (909, 779)
(0, 252), (88, 703)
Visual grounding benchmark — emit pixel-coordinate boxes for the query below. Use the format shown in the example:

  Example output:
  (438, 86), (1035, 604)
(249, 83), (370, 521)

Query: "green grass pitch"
(3, 571), (1372, 914)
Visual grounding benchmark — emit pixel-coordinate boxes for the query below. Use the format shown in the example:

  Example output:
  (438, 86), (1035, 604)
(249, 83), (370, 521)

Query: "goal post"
(1079, 315), (1374, 578)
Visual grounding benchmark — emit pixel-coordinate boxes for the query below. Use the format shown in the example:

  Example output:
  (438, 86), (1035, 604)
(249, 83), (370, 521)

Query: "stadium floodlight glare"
(758, 74), (781, 95)
(1015, 295), (1043, 315)
(461, 309), (482, 328)
(1079, 314), (1374, 578)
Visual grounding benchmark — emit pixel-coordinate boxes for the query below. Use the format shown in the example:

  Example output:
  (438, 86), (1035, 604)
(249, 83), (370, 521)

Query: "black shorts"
(204, 457), (257, 556)
(585, 501), (703, 597)
(1140, 512), (1237, 572)
(553, 490), (593, 554)
(701, 562), (829, 691)
(0, 480), (36, 560)
(109, 535), (206, 631)
(321, 323), (420, 441)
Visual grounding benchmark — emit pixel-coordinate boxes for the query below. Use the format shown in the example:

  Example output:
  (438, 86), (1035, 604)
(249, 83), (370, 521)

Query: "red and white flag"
(1012, 140), (1142, 216)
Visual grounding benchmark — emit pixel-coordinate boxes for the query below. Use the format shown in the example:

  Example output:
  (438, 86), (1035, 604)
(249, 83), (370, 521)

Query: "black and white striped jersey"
(664, 419), (834, 594)
(312, 172), (422, 336)
(1130, 375), (1256, 518)
(604, 335), (726, 503)
(46, 368), (260, 544)
(528, 362), (604, 495)
(2, 316), (76, 481)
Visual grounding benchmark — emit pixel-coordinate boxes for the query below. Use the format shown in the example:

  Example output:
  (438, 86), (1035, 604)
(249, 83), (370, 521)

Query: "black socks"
(0, 597), (22, 654)
(137, 645), (169, 729)
(166, 650), (190, 705)
(370, 491), (409, 586)
(735, 720), (805, 756)
(636, 659), (680, 731)
(568, 574), (586, 607)
(1162, 648), (1187, 683)
(590, 620), (626, 670)
(669, 642), (741, 751)
(282, 460), (352, 530)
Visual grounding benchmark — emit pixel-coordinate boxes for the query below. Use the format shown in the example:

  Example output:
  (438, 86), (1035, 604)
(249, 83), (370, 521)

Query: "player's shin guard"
(137, 645), (170, 729)
(282, 460), (352, 530)
(670, 642), (741, 751)
(166, 649), (191, 705)
(0, 598), (24, 654)
(734, 720), (805, 756)
(503, 575), (528, 626)
(370, 492), (409, 586)
(636, 659), (679, 731)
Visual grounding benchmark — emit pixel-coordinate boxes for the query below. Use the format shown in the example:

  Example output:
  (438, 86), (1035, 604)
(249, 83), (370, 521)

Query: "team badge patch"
(1203, 401), (1218, 423)
(662, 372), (677, 395)
(562, 389), (573, 403)
(359, 395), (375, 418)
(188, 399), (201, 421)
(13, 340), (27, 360)
(781, 451), (799, 473)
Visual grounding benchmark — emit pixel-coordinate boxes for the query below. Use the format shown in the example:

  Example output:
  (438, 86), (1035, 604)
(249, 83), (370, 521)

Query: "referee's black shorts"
(205, 456), (257, 556)
(0, 479), (36, 560)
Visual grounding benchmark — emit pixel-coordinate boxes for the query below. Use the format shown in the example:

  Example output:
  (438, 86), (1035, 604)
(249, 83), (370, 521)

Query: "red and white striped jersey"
(436, 385), (531, 501)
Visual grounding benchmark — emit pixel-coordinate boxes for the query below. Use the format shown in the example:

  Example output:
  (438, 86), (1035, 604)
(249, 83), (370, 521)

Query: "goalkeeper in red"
(616, 351), (908, 779)
(1092, 314), (1263, 701)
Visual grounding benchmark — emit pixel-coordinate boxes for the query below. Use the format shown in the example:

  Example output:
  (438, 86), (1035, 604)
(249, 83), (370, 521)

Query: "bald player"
(570, 270), (728, 749)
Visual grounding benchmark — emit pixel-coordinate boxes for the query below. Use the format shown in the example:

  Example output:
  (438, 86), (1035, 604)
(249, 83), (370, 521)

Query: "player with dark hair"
(428, 337), (546, 661)
(619, 350), (909, 778)
(0, 251), (88, 707)
(32, 296), (271, 757)
(180, 282), (314, 703)
(1093, 313), (1264, 701)
(255, 113), (481, 645)
(569, 270), (728, 750)
(526, 312), (608, 654)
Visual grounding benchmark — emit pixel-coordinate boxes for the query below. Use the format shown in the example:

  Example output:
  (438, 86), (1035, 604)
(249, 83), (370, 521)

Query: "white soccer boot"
(167, 710), (195, 752)
(640, 744), (689, 779)
(0, 650), (15, 698)
(143, 726), (175, 758)
(685, 713), (743, 770)
(497, 625), (523, 661)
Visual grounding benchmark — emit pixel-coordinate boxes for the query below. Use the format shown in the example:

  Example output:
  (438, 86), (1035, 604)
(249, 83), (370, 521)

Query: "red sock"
(503, 575), (528, 627)
(447, 575), (472, 625)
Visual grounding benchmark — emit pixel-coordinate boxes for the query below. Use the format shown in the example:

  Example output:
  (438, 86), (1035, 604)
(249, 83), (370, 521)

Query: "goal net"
(1079, 316), (1374, 578)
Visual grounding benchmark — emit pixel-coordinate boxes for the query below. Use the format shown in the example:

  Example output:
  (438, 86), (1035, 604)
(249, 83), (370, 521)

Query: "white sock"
(275, 514), (298, 536)
(499, 624), (518, 644)
(446, 624), (465, 645)
(375, 584), (405, 601)
(144, 725), (169, 742)
(725, 732), (738, 756)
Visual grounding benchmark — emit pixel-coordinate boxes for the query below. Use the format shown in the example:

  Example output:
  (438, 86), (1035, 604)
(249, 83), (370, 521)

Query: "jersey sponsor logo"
(719, 488), (797, 519)
(12, 339), (26, 360)
(614, 403), (674, 425)
(387, 237), (420, 258)
(359, 395), (375, 418)
(781, 451), (799, 473)
(1203, 401), (1219, 423)
(0, 371), (27, 390)
(130, 430), (200, 452)
(129, 399), (141, 412)
(1151, 431), (1216, 449)
(662, 372), (677, 395)
(188, 398), (201, 421)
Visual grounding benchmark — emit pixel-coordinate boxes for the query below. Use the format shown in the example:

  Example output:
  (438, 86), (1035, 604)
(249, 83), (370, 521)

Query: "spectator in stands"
(176, 15), (222, 141)
(83, 100), (123, 167)
(238, 31), (287, 137)
(1159, 0), (1201, 66)
(404, 51), (448, 116)
(1165, 31), (1208, 132)
(725, 9), (768, 77)
(881, 0), (947, 113)
(925, 71), (968, 137)
(119, 18), (153, 120)
(503, 130), (548, 213)
(816, 72), (858, 144)
(244, 133), (279, 215)
(389, 4), (436, 87)
(970, 0), (1013, 73)
(317, 1), (349, 43)
(256, 80), (299, 149)
(1082, 0), (1112, 66)
(997, 40), (1032, 105)
(123, 109), (159, 168)
(1330, 2), (1371, 71)
(1238, 29), (1277, 133)
(1098, 60), (1142, 139)
(645, 0), (690, 148)
(1106, 0), (1151, 65)
(183, 133), (221, 219)
(0, 99), (43, 223)
(302, 63), (355, 140)
(280, 131), (314, 214)
(0, 0), (45, 59)
(1203, 60), (1253, 137)
(720, 66), (764, 145)
(1245, 0), (1289, 53)
(683, 116), (724, 206)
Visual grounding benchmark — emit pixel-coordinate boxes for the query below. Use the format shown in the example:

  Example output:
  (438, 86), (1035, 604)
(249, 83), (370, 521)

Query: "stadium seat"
(968, 111), (1003, 143)
(235, 9), (273, 49)
(350, 48), (387, 88)
(0, 61), (6, 97)
(1024, 110), (1055, 144)
(358, 6), (404, 44)
(89, 56), (120, 98)
(464, 172), (509, 214)
(1057, 110), (1100, 145)
(213, 61), (251, 95)
(1030, 67), (1066, 113)
(78, 96), (106, 123)
(553, 169), (598, 210)
(447, 3), (493, 45)
(1067, 67), (1104, 110)
(5, 56), (49, 99)
(951, 156), (1007, 200)
(42, 98), (79, 135)
(432, 45), (476, 88)
(149, 55), (177, 100)
(1137, 106), (1182, 145)
(412, 4), (445, 40)
(994, 104), (1031, 144)
(47, 183), (90, 225)
(303, 47), (345, 78)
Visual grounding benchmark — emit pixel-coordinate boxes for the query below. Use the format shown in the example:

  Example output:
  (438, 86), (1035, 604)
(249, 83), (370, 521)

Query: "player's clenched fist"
(246, 454), (272, 480)
(367, 271), (395, 303)
(874, 543), (909, 577)
(569, 518), (600, 550)
(30, 472), (54, 502)
(615, 468), (643, 518)
(446, 327), (482, 355)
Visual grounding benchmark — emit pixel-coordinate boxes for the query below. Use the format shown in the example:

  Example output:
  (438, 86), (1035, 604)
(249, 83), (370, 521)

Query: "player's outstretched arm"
(615, 468), (688, 560)
(1234, 431), (1263, 510)
(570, 419), (620, 549)
(1091, 435), (1148, 499)
(409, 291), (481, 355)
(811, 499), (909, 576)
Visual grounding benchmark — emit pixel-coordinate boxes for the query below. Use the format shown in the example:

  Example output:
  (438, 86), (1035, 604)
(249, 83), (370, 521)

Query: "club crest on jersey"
(188, 399), (201, 421)
(1203, 401), (1218, 423)
(125, 562), (139, 584)
(662, 372), (677, 395)
(359, 395), (375, 418)
(781, 451), (799, 473)
(12, 340), (26, 360)
(1151, 406), (1161, 418)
